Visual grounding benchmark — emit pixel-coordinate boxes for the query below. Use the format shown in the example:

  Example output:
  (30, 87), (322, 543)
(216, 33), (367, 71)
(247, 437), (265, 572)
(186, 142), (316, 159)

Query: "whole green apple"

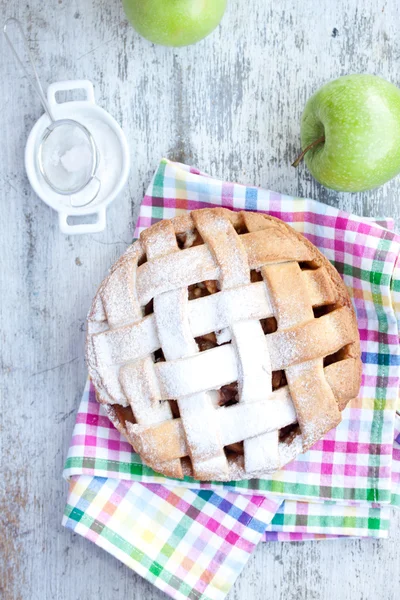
(296, 74), (400, 192)
(122, 0), (227, 47)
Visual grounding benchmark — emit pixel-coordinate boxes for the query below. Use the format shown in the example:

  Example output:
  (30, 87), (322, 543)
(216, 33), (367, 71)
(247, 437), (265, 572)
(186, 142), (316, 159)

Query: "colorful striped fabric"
(63, 159), (400, 600)
(391, 418), (400, 508)
(64, 473), (280, 600)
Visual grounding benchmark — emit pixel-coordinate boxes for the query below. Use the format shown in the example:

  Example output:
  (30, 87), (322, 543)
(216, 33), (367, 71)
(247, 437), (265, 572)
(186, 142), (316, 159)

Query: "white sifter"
(4, 18), (130, 234)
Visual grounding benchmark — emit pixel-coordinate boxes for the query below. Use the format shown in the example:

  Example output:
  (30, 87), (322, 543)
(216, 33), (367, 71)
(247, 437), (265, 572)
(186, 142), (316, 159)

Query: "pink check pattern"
(63, 160), (400, 600)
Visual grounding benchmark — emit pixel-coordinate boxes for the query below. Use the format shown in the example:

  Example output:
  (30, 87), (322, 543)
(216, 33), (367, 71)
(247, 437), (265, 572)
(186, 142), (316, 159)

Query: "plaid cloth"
(392, 418), (400, 508)
(63, 159), (400, 600)
(64, 469), (280, 600)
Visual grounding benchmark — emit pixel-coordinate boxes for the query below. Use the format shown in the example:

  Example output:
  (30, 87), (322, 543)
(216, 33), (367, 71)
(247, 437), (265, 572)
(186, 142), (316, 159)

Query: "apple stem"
(291, 136), (325, 168)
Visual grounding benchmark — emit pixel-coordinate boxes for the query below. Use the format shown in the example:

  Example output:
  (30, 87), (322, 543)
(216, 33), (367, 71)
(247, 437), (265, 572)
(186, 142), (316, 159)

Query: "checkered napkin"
(63, 159), (400, 600)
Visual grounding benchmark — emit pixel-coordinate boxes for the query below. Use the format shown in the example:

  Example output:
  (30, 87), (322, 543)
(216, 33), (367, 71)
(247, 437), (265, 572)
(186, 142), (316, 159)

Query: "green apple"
(296, 74), (400, 192)
(122, 0), (227, 47)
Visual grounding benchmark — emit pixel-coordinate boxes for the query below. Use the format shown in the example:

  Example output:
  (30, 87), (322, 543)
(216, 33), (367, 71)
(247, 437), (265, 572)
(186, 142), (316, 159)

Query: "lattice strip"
(325, 357), (360, 410)
(119, 360), (168, 425)
(140, 219), (229, 479)
(93, 316), (159, 366)
(233, 321), (279, 471)
(262, 261), (341, 449)
(129, 358), (359, 465)
(131, 387), (297, 463)
(136, 227), (314, 306)
(93, 308), (357, 404)
(89, 255), (146, 405)
(266, 306), (356, 370)
(156, 345), (237, 398)
(91, 267), (338, 369)
(101, 261), (143, 327)
(192, 209), (279, 472)
(93, 241), (180, 475)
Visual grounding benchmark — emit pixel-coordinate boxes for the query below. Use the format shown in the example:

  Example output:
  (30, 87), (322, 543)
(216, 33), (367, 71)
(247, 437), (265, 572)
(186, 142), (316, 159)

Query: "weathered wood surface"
(1, 0), (400, 598)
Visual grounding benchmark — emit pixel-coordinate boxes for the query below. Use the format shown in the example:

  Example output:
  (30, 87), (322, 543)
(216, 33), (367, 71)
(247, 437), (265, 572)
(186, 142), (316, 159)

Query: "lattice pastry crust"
(86, 209), (362, 481)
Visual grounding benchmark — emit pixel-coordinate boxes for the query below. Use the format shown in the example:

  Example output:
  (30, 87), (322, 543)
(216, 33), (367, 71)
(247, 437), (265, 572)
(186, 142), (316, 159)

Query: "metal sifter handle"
(3, 17), (54, 122)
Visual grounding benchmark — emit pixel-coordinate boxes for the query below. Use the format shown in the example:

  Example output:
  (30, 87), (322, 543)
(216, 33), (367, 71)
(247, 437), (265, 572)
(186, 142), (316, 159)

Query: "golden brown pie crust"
(86, 209), (362, 481)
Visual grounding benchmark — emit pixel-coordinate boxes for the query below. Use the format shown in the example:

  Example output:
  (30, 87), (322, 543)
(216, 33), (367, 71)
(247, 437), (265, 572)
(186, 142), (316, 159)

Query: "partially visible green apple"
(122, 0), (227, 47)
(296, 74), (400, 192)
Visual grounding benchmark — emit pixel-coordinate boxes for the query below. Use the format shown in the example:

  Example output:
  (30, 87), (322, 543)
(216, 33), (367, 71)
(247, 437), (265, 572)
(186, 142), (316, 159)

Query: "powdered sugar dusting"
(86, 208), (360, 481)
(136, 245), (218, 306)
(141, 216), (230, 479)
(156, 345), (237, 399)
(193, 210), (284, 472)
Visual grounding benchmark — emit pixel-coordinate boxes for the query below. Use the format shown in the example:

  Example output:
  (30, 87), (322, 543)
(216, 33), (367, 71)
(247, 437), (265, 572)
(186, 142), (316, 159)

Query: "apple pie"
(86, 208), (362, 481)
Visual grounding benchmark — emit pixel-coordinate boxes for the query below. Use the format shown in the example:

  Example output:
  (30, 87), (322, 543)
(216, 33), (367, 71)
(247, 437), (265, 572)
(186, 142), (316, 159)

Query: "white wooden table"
(1, 1), (400, 598)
